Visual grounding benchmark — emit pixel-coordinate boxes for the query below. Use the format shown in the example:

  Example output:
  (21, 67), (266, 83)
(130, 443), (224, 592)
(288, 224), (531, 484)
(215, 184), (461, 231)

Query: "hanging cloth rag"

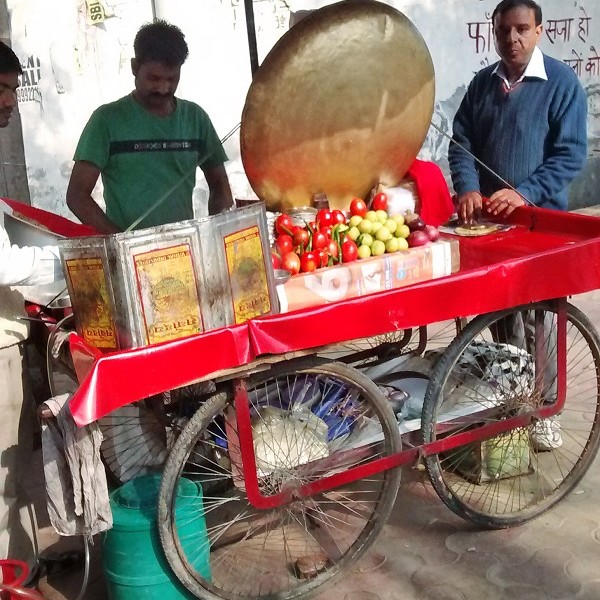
(40, 393), (112, 538)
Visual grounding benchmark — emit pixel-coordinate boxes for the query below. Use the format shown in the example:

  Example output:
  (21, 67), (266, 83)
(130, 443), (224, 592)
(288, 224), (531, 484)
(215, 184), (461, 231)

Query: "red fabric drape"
(406, 159), (454, 227)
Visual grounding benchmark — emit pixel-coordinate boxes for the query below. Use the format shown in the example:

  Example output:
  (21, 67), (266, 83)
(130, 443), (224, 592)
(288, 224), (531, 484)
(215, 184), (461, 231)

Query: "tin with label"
(58, 204), (277, 351)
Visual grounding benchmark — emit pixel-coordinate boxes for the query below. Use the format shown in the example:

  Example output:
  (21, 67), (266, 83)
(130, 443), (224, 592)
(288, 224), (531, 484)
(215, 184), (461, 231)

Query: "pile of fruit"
(272, 193), (440, 275)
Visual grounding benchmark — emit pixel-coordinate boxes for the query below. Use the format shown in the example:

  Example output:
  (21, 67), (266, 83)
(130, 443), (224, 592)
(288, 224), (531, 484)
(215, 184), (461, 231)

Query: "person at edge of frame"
(0, 40), (68, 584)
(66, 20), (234, 234)
(448, 0), (588, 451)
(449, 0), (587, 224)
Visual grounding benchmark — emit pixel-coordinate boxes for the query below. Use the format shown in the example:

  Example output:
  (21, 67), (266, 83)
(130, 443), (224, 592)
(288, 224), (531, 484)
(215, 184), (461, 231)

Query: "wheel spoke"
(422, 302), (600, 528)
(158, 360), (401, 599)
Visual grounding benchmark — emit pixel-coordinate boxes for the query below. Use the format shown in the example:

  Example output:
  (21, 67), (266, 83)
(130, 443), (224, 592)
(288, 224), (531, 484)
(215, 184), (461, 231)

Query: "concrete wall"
(5, 0), (600, 217)
(0, 0), (29, 202)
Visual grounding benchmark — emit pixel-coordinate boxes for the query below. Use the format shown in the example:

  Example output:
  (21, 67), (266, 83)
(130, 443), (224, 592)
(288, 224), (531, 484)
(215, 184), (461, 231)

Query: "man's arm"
(66, 161), (121, 234)
(0, 208), (63, 286)
(448, 85), (484, 223)
(204, 164), (234, 215)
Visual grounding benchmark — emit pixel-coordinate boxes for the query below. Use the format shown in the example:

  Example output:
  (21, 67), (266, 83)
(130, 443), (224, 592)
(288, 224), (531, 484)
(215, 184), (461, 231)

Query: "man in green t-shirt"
(66, 20), (233, 233)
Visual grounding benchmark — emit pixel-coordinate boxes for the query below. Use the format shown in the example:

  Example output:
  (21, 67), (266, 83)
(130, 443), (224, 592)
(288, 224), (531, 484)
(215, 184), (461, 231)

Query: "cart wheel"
(421, 301), (600, 528)
(317, 319), (462, 367)
(158, 358), (401, 600)
(45, 315), (199, 487)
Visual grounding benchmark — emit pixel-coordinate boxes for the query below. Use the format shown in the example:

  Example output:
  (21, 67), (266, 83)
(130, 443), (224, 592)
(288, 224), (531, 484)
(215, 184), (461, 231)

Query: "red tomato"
(275, 214), (294, 236)
(300, 251), (318, 273)
(312, 231), (328, 251)
(316, 249), (328, 268)
(281, 251), (301, 275)
(292, 228), (310, 249)
(271, 253), (281, 269)
(327, 239), (339, 259)
(331, 209), (346, 225)
(320, 225), (333, 239)
(372, 192), (388, 212)
(349, 198), (368, 217)
(291, 225), (304, 235)
(316, 209), (333, 229)
(275, 234), (293, 255)
(341, 239), (358, 263)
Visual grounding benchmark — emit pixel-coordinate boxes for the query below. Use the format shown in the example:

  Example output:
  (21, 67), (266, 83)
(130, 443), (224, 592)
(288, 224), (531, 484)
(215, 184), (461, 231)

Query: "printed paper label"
(224, 226), (271, 324)
(66, 257), (117, 349)
(133, 243), (203, 344)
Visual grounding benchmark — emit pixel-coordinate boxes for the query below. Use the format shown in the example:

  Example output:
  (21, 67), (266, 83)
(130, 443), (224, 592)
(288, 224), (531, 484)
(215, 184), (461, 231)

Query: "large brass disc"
(240, 0), (435, 212)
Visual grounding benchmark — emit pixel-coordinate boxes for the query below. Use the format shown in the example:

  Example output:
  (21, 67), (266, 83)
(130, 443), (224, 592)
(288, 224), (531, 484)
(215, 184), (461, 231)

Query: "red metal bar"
(237, 394), (566, 511)
(238, 298), (570, 510)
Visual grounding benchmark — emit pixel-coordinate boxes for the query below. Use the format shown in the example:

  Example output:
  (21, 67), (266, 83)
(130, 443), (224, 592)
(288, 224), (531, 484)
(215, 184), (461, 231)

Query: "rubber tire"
(421, 301), (600, 528)
(158, 357), (401, 600)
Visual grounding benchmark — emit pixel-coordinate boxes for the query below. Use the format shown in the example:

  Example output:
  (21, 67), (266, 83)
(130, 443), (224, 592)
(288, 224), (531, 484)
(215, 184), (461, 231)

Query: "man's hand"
(486, 188), (525, 217)
(205, 164), (234, 216)
(457, 191), (483, 224)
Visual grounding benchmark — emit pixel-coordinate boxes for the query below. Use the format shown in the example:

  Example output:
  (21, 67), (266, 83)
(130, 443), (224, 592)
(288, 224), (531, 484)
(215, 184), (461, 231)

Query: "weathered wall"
(0, 0), (29, 202)
(5, 0), (600, 217)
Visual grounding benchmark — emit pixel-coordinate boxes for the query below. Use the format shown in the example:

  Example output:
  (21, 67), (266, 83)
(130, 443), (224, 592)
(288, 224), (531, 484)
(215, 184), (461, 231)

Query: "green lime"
(371, 240), (386, 256)
(357, 244), (372, 259)
(358, 233), (374, 247)
(385, 237), (400, 253)
(375, 226), (391, 242)
(376, 210), (388, 223)
(358, 219), (374, 234)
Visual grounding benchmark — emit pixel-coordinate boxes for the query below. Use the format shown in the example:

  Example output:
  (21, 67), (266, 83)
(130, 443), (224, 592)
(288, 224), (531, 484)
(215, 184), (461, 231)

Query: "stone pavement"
(28, 288), (600, 600)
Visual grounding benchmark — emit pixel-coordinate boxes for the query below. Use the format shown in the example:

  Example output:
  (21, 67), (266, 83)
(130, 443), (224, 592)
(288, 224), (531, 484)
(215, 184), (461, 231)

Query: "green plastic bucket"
(103, 473), (210, 599)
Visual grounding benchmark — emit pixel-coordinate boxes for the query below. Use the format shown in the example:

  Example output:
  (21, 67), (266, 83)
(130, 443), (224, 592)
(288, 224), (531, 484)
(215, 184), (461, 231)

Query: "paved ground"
(26, 208), (600, 600)
(32, 450), (600, 600)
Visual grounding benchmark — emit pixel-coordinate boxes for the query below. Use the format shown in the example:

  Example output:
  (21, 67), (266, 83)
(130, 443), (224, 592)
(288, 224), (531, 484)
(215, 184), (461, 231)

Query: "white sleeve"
(0, 209), (64, 287)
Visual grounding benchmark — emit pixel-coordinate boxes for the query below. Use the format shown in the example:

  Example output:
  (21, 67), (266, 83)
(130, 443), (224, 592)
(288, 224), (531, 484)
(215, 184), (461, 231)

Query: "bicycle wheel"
(158, 358), (401, 600)
(422, 301), (600, 528)
(316, 319), (462, 367)
(97, 383), (211, 486)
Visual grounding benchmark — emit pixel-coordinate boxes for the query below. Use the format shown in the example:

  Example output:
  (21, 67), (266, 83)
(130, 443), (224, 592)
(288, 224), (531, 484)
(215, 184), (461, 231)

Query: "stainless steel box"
(59, 236), (120, 351)
(205, 203), (277, 327)
(59, 203), (277, 350)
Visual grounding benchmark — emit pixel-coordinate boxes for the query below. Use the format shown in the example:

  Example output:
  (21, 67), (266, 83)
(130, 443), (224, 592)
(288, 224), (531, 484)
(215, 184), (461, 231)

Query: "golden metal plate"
(240, 0), (435, 212)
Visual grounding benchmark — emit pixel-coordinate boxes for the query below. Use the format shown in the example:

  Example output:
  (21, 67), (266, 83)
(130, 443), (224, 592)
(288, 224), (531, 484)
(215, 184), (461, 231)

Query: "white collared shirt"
(493, 45), (548, 89)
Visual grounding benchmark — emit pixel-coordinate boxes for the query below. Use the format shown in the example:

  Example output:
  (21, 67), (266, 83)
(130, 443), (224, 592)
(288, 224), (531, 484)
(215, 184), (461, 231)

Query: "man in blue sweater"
(449, 0), (587, 223)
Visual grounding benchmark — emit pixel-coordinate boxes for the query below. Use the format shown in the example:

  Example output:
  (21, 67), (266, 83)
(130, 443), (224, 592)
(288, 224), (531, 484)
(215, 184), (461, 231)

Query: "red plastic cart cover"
(1, 198), (97, 237)
(58, 204), (600, 426)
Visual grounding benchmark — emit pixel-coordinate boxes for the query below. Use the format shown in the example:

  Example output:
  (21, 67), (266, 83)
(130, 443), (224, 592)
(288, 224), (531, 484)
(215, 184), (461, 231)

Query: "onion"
(424, 224), (440, 242)
(404, 210), (426, 231)
(407, 230), (430, 247)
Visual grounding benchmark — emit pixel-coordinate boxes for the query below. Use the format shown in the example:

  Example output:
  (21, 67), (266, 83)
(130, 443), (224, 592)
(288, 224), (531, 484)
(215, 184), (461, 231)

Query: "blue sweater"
(449, 54), (587, 210)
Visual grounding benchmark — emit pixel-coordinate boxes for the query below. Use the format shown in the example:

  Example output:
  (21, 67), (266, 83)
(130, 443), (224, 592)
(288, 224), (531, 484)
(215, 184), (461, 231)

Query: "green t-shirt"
(73, 94), (228, 230)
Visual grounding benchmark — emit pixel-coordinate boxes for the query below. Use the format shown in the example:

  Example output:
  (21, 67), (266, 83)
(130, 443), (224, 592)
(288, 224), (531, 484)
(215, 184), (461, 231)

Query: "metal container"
(58, 204), (277, 351)
(59, 236), (120, 351)
(204, 203), (277, 327)
(288, 207), (317, 228)
(110, 220), (206, 348)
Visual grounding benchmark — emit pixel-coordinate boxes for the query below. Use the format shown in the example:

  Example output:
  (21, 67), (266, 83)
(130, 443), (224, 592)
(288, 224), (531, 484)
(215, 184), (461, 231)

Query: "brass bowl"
(241, 0), (435, 212)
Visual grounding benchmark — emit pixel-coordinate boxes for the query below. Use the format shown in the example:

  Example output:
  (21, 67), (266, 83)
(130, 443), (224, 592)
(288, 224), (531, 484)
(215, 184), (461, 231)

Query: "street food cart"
(31, 200), (600, 600)
(10, 1), (600, 599)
